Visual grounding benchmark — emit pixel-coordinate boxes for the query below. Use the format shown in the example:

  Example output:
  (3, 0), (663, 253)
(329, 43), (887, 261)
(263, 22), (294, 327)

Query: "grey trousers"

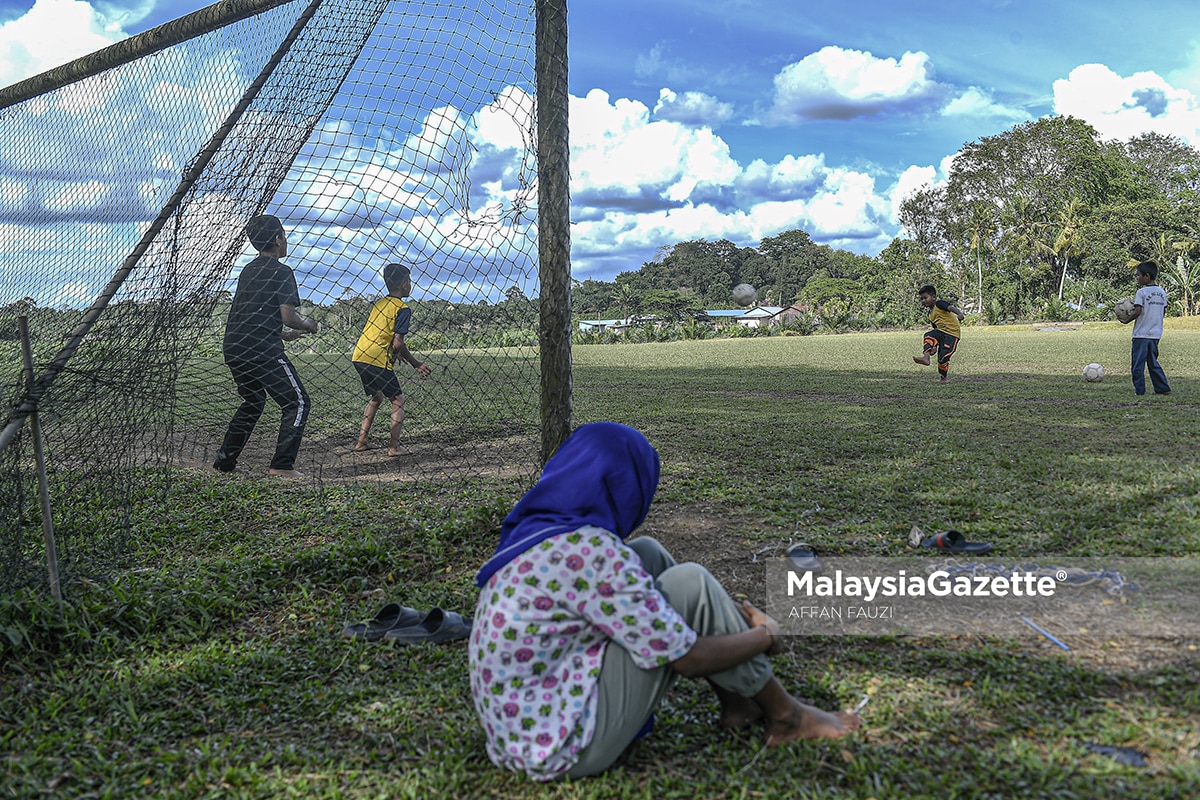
(566, 537), (773, 779)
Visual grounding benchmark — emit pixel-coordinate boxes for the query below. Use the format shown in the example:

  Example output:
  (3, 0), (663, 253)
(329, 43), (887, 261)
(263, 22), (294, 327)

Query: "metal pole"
(18, 316), (62, 602)
(0, 0), (299, 110)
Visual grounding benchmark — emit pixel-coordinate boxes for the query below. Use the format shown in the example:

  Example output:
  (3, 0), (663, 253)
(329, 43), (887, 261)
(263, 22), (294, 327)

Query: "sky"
(4, 0), (1200, 301)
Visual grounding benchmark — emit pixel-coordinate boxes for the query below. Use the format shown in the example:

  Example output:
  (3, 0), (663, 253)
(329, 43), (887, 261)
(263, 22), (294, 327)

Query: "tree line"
(576, 115), (1200, 328)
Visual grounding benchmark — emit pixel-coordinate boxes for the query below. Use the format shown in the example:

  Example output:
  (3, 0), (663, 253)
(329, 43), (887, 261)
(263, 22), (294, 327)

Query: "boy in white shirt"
(1121, 260), (1171, 396)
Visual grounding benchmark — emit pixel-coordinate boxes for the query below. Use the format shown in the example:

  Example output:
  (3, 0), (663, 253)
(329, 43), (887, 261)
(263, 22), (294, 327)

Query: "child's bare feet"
(913, 354), (930, 366)
(711, 683), (764, 729)
(764, 697), (861, 747)
(267, 468), (304, 479)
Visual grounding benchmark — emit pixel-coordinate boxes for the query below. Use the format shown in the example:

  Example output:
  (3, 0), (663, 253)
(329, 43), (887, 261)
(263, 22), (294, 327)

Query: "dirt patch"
(637, 501), (1198, 679)
(638, 501), (771, 600)
(164, 429), (538, 485)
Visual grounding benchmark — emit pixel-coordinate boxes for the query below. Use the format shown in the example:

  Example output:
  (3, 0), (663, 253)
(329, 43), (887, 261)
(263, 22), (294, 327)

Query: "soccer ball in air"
(1082, 362), (1105, 382)
(732, 283), (757, 307)
(1114, 297), (1137, 323)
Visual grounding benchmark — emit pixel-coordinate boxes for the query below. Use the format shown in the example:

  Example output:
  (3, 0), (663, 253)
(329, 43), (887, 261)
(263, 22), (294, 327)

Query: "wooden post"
(18, 316), (61, 602)
(536, 0), (573, 465)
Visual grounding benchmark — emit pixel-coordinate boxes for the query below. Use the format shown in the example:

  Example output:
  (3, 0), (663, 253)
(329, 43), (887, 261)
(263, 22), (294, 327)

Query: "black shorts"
(354, 362), (403, 399)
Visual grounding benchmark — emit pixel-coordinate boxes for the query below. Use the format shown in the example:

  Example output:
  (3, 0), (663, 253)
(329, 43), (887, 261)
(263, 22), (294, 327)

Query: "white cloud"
(50, 279), (93, 307)
(766, 45), (941, 124)
(1053, 63), (1200, 146)
(890, 164), (940, 232)
(561, 89), (905, 276)
(942, 86), (1027, 121)
(571, 89), (741, 207)
(0, 0), (132, 88)
(652, 88), (735, 127)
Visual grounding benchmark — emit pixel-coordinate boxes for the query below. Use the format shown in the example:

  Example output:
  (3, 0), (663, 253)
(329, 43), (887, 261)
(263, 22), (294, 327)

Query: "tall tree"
(1050, 197), (1086, 300)
(964, 200), (997, 312)
(757, 229), (830, 303)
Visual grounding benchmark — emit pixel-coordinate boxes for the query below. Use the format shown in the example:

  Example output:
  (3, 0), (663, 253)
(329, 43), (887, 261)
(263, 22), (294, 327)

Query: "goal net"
(0, 0), (569, 593)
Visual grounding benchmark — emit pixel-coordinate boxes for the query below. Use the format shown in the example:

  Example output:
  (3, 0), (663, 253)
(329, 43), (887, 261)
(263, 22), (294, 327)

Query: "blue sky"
(4, 0), (1200, 300)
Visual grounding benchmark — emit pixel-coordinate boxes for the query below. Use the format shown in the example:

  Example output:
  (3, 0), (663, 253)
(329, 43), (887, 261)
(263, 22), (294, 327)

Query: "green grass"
(2, 323), (1198, 799)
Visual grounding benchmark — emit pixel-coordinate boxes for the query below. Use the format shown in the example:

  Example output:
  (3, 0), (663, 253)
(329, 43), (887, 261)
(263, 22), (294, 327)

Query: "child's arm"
(935, 299), (966, 322)
(280, 303), (318, 340)
(1122, 304), (1143, 324)
(393, 333), (431, 376)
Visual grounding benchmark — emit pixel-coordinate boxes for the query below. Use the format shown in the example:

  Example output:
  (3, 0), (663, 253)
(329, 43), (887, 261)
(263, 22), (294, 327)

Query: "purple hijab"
(474, 422), (660, 587)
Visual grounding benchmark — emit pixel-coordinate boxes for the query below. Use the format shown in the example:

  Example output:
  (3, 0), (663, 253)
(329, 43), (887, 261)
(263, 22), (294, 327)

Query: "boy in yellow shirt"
(912, 284), (965, 382)
(352, 263), (431, 455)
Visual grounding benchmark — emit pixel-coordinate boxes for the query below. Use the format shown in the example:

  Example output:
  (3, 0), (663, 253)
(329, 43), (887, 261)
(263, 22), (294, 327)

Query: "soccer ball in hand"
(732, 283), (757, 307)
(1082, 362), (1105, 382)
(1114, 297), (1137, 323)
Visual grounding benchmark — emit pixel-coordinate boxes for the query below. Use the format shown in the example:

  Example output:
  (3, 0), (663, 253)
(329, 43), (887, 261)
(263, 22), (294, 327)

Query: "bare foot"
(765, 698), (861, 747)
(267, 469), (304, 479)
(912, 354), (930, 366)
(387, 447), (411, 457)
(711, 683), (764, 730)
(354, 442), (376, 452)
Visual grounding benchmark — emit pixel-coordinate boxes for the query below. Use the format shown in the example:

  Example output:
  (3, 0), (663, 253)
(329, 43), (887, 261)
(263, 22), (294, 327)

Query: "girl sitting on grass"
(468, 422), (861, 781)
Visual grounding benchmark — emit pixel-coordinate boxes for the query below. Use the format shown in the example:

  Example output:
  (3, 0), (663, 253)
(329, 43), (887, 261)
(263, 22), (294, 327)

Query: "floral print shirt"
(469, 526), (697, 781)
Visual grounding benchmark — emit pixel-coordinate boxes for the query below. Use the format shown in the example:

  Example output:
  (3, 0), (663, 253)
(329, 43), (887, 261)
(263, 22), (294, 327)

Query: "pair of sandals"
(341, 602), (472, 644)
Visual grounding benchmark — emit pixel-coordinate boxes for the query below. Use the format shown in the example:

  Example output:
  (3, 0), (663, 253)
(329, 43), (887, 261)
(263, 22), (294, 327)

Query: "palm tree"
(1153, 233), (1200, 316)
(998, 196), (1052, 313)
(964, 201), (996, 313)
(610, 283), (638, 323)
(1051, 197), (1085, 301)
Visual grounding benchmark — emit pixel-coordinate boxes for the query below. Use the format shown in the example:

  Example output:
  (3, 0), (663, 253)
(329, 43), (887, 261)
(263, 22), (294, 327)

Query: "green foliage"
(6, 328), (1200, 798)
(816, 297), (854, 331)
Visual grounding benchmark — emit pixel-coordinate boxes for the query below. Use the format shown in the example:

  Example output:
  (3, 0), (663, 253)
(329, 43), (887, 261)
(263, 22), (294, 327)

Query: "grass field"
(2, 322), (1198, 799)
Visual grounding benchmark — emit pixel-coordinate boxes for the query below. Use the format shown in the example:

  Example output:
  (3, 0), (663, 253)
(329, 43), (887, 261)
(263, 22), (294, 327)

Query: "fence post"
(18, 316), (61, 602)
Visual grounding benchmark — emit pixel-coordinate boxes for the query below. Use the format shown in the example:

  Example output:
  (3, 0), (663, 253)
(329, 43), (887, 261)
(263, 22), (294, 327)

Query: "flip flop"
(340, 602), (422, 641)
(383, 607), (473, 645)
(787, 542), (822, 571)
(919, 529), (993, 555)
(1081, 742), (1148, 768)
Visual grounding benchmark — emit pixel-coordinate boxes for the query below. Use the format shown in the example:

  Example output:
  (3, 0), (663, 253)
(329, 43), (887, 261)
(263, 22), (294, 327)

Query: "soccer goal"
(0, 0), (571, 593)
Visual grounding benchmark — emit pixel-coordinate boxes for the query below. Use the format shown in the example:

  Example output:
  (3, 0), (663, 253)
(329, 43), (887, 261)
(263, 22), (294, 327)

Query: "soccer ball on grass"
(1113, 297), (1137, 323)
(1082, 362), (1105, 382)
(732, 283), (757, 307)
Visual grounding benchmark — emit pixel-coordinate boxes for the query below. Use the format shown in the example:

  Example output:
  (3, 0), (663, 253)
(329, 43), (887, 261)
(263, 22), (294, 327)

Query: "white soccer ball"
(1114, 297), (1137, 323)
(732, 283), (757, 307)
(1082, 362), (1105, 382)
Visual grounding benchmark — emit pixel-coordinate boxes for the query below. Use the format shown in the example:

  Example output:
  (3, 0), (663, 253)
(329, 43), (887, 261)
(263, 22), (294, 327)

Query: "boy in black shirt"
(214, 214), (319, 477)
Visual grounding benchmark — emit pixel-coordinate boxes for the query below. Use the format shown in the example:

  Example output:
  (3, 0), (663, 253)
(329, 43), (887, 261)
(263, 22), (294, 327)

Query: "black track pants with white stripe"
(215, 356), (310, 471)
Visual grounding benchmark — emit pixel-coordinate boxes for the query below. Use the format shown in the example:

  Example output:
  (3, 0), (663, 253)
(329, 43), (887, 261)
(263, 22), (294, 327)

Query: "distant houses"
(577, 304), (810, 332)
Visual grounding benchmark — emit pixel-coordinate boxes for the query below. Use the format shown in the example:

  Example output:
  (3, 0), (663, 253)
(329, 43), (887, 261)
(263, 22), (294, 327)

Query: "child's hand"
(738, 599), (784, 655)
(414, 362), (432, 377)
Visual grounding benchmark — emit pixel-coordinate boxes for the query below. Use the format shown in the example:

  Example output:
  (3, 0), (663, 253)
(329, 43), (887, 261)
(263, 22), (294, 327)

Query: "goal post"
(536, 0), (573, 464)
(0, 0), (573, 594)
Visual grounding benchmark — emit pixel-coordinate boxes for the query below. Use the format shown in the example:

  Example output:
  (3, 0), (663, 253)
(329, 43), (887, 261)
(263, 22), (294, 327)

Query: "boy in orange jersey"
(912, 284), (965, 382)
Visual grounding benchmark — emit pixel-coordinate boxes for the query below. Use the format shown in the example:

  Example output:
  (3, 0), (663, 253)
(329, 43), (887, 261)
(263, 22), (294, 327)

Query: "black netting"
(0, 0), (556, 593)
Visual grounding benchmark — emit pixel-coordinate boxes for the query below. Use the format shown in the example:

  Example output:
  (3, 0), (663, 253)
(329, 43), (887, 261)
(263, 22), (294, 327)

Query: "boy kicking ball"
(351, 263), (431, 456)
(912, 284), (964, 382)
